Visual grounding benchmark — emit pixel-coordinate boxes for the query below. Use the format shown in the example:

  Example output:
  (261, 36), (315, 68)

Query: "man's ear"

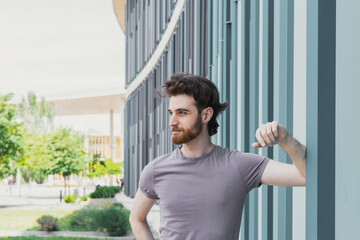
(202, 107), (214, 123)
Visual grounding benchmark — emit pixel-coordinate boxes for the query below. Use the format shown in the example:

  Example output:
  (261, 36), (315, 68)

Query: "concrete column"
(120, 102), (125, 163)
(110, 110), (114, 160)
(110, 110), (114, 186)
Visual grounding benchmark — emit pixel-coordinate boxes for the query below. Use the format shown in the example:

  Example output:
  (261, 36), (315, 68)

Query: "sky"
(0, 0), (125, 102)
(0, 0), (125, 136)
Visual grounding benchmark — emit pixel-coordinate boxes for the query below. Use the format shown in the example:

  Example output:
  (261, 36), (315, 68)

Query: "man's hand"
(252, 121), (289, 148)
(252, 121), (307, 186)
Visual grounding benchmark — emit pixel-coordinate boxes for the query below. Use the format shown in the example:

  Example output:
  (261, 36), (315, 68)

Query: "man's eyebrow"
(168, 108), (190, 112)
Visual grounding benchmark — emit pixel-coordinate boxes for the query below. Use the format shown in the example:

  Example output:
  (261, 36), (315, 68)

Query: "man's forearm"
(130, 219), (154, 240)
(279, 133), (306, 178)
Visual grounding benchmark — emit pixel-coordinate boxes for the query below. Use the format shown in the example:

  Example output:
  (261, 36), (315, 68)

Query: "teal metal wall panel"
(305, 0), (319, 238)
(125, 0), (177, 85)
(218, 0), (225, 147)
(179, 13), (183, 72)
(272, 1), (280, 239)
(223, 0), (232, 149)
(125, 0), (209, 198)
(306, 0), (336, 239)
(125, 0), (360, 238)
(229, 0), (238, 151)
(261, 0), (274, 239)
(276, 1), (294, 239)
(239, 1), (250, 238)
(195, 0), (200, 74)
(209, 0), (220, 146)
(336, 0), (360, 239)
(248, 0), (260, 239)
(207, 0), (213, 81)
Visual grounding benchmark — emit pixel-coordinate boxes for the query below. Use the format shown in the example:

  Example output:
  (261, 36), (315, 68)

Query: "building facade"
(87, 136), (121, 161)
(124, 0), (360, 239)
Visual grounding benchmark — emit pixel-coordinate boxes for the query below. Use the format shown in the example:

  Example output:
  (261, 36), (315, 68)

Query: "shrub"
(63, 194), (78, 203)
(57, 205), (130, 236)
(36, 215), (58, 232)
(101, 206), (130, 236)
(89, 186), (121, 199)
(80, 195), (88, 201)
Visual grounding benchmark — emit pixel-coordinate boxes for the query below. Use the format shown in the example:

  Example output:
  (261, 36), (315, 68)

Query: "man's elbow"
(300, 175), (306, 186)
(129, 212), (145, 228)
(129, 212), (138, 227)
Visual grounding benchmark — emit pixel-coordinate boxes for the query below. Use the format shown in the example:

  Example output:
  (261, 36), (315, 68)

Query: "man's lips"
(171, 129), (182, 135)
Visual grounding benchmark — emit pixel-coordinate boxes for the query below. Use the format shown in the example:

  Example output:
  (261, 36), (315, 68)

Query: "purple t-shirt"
(139, 145), (269, 240)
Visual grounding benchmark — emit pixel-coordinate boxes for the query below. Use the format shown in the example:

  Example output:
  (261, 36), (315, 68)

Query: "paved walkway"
(0, 230), (134, 239)
(0, 183), (160, 239)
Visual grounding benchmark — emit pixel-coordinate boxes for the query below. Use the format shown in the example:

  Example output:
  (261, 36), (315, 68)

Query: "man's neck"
(180, 137), (214, 158)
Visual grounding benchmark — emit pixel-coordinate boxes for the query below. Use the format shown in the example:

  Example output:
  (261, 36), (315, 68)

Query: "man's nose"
(169, 114), (178, 127)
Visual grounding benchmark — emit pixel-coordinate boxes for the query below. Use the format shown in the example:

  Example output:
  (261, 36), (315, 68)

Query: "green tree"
(16, 92), (54, 183)
(21, 132), (53, 183)
(0, 93), (24, 179)
(49, 128), (87, 195)
(18, 92), (53, 133)
(88, 157), (122, 179)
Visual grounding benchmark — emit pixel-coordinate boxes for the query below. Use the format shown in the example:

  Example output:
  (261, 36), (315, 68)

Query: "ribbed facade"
(124, 0), (209, 199)
(124, 0), (360, 239)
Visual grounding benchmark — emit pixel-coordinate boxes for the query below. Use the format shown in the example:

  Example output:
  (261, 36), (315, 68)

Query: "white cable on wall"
(125, 0), (186, 99)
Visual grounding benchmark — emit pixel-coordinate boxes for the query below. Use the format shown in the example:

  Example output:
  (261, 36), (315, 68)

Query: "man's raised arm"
(252, 121), (306, 186)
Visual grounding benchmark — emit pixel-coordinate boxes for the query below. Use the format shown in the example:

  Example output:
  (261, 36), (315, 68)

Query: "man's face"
(168, 94), (203, 145)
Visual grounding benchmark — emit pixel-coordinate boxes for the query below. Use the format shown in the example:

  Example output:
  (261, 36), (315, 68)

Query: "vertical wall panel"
(276, 1), (294, 240)
(212, 0), (221, 146)
(229, 0), (238, 151)
(240, 1), (250, 239)
(336, 1), (360, 239)
(224, 0), (231, 149)
(124, 0), (360, 239)
(124, 0), (209, 198)
(292, 1), (306, 239)
(125, 0), (176, 85)
(335, 1), (360, 238)
(260, 0), (274, 239)
(248, 1), (260, 239)
(236, 0), (242, 152)
(306, 0), (336, 239)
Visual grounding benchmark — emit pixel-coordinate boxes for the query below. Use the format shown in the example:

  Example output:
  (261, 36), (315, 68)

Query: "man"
(129, 73), (306, 240)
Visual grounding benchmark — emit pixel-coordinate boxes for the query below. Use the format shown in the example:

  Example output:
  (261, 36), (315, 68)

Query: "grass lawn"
(0, 209), (74, 231)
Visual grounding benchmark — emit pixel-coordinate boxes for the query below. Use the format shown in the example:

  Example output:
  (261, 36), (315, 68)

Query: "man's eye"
(179, 112), (185, 115)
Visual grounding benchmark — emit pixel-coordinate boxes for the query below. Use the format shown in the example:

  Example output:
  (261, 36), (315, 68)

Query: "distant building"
(88, 136), (121, 162)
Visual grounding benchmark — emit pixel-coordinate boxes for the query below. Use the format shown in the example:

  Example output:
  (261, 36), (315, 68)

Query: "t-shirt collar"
(176, 144), (217, 161)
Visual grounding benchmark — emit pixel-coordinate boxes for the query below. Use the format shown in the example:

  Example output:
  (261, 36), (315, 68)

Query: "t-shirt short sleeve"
(233, 151), (270, 193)
(139, 161), (159, 200)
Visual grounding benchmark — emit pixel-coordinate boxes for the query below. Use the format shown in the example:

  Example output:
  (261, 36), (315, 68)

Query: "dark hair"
(157, 73), (228, 136)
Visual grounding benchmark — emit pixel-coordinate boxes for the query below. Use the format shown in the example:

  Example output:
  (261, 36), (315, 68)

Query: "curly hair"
(158, 73), (228, 136)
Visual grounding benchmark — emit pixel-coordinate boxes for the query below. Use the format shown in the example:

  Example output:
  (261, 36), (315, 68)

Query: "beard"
(171, 114), (203, 145)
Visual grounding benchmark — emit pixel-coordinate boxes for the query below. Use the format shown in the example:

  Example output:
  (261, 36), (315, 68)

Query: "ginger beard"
(171, 113), (203, 145)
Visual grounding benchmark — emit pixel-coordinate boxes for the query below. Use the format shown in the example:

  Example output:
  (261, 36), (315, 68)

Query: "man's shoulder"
(213, 145), (257, 163)
(214, 145), (243, 157)
(147, 148), (178, 167)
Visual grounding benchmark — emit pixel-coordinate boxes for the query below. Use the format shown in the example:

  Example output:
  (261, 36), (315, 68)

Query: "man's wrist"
(278, 130), (291, 146)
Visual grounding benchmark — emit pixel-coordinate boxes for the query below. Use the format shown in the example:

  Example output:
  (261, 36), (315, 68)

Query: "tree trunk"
(64, 176), (67, 196)
(29, 169), (32, 184)
(68, 176), (71, 195)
